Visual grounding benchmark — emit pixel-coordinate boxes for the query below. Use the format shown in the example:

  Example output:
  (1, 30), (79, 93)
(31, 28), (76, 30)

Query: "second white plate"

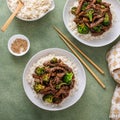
(63, 0), (120, 47)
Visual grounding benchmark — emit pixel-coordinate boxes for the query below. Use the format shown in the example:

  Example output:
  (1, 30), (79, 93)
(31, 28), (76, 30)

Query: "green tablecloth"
(0, 0), (118, 120)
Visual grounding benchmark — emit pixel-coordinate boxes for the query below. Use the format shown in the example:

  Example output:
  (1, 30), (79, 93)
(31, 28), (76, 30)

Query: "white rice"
(7, 0), (53, 20)
(69, 0), (117, 41)
(27, 54), (79, 107)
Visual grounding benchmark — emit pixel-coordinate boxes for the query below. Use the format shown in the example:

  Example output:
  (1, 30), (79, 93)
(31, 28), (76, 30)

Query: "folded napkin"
(106, 41), (120, 84)
(109, 85), (120, 120)
(106, 41), (120, 120)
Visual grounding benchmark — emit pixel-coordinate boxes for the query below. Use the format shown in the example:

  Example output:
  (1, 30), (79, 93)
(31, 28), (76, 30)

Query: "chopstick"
(53, 26), (104, 75)
(53, 26), (106, 89)
(58, 34), (106, 89)
(1, 0), (23, 32)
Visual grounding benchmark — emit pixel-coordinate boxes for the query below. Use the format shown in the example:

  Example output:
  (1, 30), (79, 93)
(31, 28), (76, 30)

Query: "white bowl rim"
(8, 34), (30, 56)
(23, 48), (86, 111)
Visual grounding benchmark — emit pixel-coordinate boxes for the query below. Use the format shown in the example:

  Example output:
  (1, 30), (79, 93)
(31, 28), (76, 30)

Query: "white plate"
(6, 0), (55, 21)
(23, 48), (86, 111)
(63, 0), (120, 47)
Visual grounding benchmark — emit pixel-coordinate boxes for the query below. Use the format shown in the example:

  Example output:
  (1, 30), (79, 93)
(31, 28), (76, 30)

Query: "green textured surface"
(0, 0), (119, 120)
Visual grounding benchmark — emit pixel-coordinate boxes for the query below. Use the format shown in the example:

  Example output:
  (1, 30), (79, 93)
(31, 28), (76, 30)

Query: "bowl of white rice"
(7, 0), (55, 21)
(63, 0), (120, 47)
(23, 48), (86, 111)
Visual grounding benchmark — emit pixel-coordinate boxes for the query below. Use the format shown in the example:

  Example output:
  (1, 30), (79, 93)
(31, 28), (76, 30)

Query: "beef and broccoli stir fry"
(71, 0), (112, 36)
(32, 57), (75, 104)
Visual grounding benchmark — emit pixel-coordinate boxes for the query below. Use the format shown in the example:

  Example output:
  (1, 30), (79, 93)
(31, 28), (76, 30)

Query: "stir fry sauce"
(32, 57), (75, 104)
(71, 0), (112, 36)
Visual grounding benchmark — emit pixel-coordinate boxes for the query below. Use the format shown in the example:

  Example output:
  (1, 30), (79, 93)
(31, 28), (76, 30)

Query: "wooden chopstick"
(58, 34), (106, 89)
(53, 26), (104, 75)
(53, 26), (105, 89)
(1, 0), (23, 32)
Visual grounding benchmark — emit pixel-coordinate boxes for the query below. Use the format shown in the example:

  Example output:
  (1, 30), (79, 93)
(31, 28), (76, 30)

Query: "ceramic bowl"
(6, 0), (55, 21)
(63, 0), (120, 47)
(8, 34), (30, 56)
(23, 48), (86, 111)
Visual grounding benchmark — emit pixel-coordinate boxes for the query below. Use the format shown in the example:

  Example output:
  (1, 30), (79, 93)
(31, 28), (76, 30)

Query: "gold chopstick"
(58, 34), (106, 89)
(53, 26), (104, 75)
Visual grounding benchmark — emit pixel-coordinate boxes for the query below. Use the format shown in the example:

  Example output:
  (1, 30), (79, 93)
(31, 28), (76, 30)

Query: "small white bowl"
(6, 0), (55, 21)
(63, 0), (120, 47)
(8, 34), (30, 56)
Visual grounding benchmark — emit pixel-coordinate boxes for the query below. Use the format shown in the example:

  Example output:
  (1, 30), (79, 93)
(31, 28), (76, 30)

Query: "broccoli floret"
(50, 57), (57, 64)
(55, 82), (67, 89)
(71, 7), (77, 15)
(93, 25), (102, 32)
(81, 2), (88, 10)
(42, 74), (50, 82)
(96, 0), (102, 3)
(101, 5), (105, 9)
(34, 83), (45, 93)
(35, 67), (45, 75)
(63, 72), (73, 84)
(77, 23), (89, 34)
(86, 9), (94, 22)
(103, 13), (110, 26)
(43, 94), (54, 103)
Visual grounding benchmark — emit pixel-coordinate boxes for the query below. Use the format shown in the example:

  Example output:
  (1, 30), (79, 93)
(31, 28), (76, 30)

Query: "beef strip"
(90, 17), (104, 28)
(93, 14), (103, 22)
(76, 0), (86, 14)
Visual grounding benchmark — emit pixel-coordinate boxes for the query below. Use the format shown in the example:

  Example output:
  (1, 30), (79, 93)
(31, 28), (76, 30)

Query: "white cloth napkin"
(106, 41), (120, 84)
(106, 41), (120, 120)
(109, 85), (120, 120)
